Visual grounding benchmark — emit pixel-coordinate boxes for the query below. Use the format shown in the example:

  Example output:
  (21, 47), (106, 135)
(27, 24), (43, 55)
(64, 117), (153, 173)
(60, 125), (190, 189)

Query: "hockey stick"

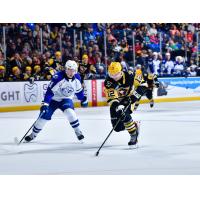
(95, 101), (132, 156)
(15, 111), (44, 145)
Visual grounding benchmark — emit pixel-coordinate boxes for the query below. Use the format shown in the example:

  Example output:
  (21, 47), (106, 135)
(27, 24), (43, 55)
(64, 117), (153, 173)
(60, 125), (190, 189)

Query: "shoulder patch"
(53, 74), (58, 79)
(105, 81), (112, 88)
(128, 71), (133, 75)
(144, 73), (147, 77)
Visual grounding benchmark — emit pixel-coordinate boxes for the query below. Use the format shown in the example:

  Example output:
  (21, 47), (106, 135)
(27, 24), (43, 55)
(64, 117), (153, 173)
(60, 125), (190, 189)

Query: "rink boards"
(0, 77), (200, 112)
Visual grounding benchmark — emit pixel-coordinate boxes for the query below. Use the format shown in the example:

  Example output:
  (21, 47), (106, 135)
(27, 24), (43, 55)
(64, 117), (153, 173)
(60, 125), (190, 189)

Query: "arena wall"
(0, 77), (200, 112)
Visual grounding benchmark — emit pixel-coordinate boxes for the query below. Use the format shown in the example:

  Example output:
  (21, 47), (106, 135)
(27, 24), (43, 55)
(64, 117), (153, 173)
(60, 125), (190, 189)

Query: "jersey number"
(108, 90), (115, 97)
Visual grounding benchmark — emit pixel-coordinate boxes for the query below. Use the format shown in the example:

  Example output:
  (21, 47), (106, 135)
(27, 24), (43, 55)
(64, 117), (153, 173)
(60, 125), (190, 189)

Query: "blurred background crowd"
(1, 23), (200, 82)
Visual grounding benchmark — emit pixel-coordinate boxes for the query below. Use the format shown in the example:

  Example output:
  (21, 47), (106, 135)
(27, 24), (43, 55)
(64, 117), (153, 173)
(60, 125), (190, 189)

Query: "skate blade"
(14, 137), (19, 144)
(78, 139), (84, 144)
(128, 144), (138, 149)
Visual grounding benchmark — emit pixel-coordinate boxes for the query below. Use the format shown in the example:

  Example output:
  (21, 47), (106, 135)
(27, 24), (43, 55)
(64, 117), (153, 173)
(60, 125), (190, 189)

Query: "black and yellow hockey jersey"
(78, 62), (96, 84)
(104, 71), (146, 105)
(142, 70), (159, 89)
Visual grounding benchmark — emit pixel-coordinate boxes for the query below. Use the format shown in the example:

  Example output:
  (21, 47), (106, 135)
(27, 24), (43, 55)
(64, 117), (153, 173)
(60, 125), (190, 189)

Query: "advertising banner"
(0, 77), (200, 112)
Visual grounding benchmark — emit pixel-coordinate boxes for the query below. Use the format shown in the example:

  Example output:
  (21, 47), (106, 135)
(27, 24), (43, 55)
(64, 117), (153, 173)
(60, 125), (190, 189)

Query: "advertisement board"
(0, 77), (200, 112)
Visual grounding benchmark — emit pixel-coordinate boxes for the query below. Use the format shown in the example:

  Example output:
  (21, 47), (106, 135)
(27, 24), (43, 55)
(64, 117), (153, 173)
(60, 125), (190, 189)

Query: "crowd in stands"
(1, 23), (200, 82)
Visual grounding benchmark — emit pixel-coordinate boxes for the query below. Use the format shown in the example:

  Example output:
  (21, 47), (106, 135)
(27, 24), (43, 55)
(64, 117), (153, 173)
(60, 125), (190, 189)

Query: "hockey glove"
(116, 105), (126, 120)
(154, 81), (160, 88)
(40, 102), (49, 113)
(81, 96), (88, 107)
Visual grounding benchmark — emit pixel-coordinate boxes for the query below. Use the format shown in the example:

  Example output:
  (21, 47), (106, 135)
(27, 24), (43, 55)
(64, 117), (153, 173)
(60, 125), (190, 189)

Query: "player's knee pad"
(114, 123), (125, 132)
(111, 119), (125, 132)
(34, 118), (48, 130)
(64, 108), (78, 122)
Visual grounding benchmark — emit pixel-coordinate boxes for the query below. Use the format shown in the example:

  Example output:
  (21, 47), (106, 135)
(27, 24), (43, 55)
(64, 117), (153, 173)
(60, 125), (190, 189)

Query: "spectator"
(1, 23), (200, 82)
(32, 65), (43, 80)
(0, 51), (5, 66)
(170, 24), (180, 37)
(23, 66), (32, 81)
(189, 59), (197, 71)
(148, 24), (158, 36)
(9, 53), (23, 69)
(0, 66), (7, 81)
(173, 56), (185, 76)
(8, 66), (23, 81)
(162, 52), (174, 75)
(185, 67), (197, 76)
(84, 26), (97, 44)
(95, 57), (106, 79)
(152, 52), (161, 75)
(50, 26), (59, 41)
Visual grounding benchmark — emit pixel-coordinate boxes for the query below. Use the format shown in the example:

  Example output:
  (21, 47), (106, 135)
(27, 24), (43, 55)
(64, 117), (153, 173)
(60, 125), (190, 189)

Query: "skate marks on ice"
(0, 140), (128, 156)
(0, 140), (181, 157)
(0, 137), (149, 156)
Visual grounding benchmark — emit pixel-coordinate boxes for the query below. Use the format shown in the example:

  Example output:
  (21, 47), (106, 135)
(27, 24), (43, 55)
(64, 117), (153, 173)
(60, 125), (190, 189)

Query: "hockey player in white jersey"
(24, 60), (88, 142)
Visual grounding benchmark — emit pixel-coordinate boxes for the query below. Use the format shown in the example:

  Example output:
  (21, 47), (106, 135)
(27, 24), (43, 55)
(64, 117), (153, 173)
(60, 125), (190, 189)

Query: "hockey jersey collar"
(64, 74), (76, 81)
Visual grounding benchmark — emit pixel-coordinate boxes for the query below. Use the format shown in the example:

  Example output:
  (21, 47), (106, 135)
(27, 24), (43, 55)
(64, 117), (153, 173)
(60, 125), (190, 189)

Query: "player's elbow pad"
(76, 90), (84, 101)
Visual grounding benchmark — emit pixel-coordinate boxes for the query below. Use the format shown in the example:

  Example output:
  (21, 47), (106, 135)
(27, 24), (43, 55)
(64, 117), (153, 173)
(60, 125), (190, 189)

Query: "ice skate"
(24, 134), (36, 143)
(128, 122), (140, 148)
(75, 131), (85, 143)
(77, 134), (84, 141)
(150, 99), (154, 108)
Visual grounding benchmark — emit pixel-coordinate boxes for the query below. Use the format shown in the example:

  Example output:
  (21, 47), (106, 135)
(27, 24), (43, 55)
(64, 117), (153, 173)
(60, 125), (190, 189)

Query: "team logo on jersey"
(24, 83), (38, 102)
(61, 86), (74, 97)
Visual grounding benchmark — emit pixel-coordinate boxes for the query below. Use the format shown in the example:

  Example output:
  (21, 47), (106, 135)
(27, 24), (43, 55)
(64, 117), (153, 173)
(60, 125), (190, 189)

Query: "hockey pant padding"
(146, 89), (153, 100)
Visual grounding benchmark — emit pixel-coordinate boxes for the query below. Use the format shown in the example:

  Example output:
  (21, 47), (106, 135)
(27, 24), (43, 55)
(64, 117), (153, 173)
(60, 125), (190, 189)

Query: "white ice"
(0, 101), (200, 175)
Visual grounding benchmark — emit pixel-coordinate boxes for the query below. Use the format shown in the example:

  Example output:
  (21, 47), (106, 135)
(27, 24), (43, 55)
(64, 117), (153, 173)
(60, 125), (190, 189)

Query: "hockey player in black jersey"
(133, 67), (160, 110)
(104, 62), (147, 146)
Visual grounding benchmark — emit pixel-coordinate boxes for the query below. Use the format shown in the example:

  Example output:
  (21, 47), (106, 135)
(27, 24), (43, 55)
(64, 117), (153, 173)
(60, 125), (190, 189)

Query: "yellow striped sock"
(124, 120), (136, 134)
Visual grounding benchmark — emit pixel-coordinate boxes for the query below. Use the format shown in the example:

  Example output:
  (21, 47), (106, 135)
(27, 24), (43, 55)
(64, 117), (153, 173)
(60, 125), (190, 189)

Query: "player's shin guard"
(24, 118), (48, 142)
(64, 109), (84, 140)
(124, 120), (139, 146)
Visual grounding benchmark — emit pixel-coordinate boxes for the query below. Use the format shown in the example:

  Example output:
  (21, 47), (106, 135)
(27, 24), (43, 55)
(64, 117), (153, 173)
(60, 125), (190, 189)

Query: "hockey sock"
(32, 118), (48, 137)
(124, 119), (137, 135)
(64, 108), (82, 136)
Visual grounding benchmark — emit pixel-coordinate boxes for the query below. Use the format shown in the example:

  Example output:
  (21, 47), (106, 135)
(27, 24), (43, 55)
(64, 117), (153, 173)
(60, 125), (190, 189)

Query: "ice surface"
(0, 101), (200, 175)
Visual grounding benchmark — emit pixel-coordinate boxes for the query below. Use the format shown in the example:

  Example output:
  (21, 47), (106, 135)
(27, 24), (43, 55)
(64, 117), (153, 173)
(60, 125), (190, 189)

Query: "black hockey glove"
(81, 96), (88, 107)
(40, 102), (49, 113)
(154, 81), (160, 88)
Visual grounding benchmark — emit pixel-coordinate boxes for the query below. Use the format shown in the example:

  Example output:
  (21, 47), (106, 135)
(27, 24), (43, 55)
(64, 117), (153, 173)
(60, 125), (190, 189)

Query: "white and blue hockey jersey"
(43, 71), (85, 104)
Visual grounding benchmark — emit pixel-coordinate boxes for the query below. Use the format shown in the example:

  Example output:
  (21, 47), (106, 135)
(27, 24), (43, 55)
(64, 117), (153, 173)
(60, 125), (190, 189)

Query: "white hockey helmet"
(65, 60), (78, 71)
